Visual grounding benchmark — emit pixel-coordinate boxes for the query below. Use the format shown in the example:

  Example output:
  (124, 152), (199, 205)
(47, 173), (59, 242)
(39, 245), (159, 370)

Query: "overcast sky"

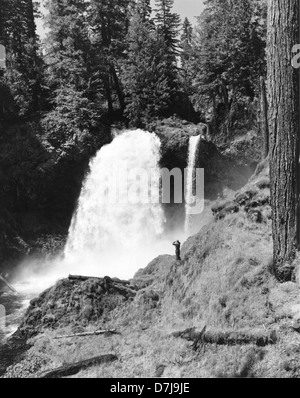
(36, 0), (205, 39)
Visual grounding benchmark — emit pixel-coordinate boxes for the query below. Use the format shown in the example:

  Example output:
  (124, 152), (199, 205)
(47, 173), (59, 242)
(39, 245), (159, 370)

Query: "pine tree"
(122, 0), (173, 126)
(190, 0), (266, 129)
(154, 0), (181, 88)
(88, 0), (132, 112)
(154, 0), (181, 53)
(0, 0), (9, 47)
(43, 0), (98, 145)
(180, 17), (193, 94)
(181, 17), (193, 49)
(150, 0), (181, 111)
(0, 0), (44, 117)
(136, 0), (152, 21)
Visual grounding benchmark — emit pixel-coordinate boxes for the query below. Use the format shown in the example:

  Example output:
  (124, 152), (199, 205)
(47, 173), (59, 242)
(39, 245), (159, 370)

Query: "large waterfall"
(185, 135), (202, 235)
(15, 130), (173, 294)
(64, 129), (167, 279)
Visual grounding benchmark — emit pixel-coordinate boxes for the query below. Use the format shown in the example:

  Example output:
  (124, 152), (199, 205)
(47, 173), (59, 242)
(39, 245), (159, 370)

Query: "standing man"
(173, 240), (181, 261)
(0, 44), (5, 70)
(0, 44), (6, 119)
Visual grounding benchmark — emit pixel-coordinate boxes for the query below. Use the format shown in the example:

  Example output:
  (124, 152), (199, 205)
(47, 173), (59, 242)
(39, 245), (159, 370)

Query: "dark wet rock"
(212, 201), (239, 220)
(235, 192), (251, 206)
(216, 204), (239, 220)
(211, 200), (233, 215)
(245, 201), (260, 212)
(247, 209), (263, 223)
(292, 316), (300, 333)
(244, 196), (270, 213)
(155, 364), (166, 378)
(256, 177), (270, 190)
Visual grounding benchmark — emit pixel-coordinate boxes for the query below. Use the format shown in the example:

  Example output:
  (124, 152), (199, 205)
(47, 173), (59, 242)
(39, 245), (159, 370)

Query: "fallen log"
(172, 327), (277, 348)
(68, 275), (137, 297)
(68, 275), (102, 282)
(39, 354), (118, 378)
(53, 329), (118, 339)
(0, 275), (18, 295)
(112, 278), (131, 286)
(113, 283), (137, 296)
(68, 275), (132, 287)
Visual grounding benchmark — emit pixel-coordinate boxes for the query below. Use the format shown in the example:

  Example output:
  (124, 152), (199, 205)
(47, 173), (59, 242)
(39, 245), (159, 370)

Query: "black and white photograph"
(0, 0), (300, 380)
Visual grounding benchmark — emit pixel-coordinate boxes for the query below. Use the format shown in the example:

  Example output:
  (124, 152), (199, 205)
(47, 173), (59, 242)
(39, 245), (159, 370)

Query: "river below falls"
(0, 292), (33, 376)
(0, 293), (30, 338)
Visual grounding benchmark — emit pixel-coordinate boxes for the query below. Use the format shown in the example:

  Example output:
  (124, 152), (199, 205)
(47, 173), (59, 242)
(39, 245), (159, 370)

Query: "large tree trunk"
(172, 327), (277, 349)
(267, 0), (300, 281)
(39, 355), (118, 378)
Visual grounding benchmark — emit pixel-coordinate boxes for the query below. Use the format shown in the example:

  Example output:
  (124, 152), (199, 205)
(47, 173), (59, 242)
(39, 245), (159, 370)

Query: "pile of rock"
(18, 276), (138, 337)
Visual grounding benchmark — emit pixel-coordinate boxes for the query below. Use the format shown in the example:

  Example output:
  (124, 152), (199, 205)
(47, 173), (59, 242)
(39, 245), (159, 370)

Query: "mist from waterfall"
(185, 135), (202, 236)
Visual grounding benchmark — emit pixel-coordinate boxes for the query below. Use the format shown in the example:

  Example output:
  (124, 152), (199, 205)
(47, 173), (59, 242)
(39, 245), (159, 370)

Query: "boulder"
(235, 192), (251, 206)
(247, 209), (263, 223)
(215, 203), (239, 220)
(292, 316), (300, 332)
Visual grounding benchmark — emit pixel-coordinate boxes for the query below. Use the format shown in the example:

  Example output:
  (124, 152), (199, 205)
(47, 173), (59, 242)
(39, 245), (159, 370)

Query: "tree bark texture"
(260, 76), (269, 158)
(267, 0), (300, 281)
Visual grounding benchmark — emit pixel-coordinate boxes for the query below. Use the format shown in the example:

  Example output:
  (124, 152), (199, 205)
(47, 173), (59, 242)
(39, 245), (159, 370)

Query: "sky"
(36, 0), (205, 39)
(172, 0), (205, 23)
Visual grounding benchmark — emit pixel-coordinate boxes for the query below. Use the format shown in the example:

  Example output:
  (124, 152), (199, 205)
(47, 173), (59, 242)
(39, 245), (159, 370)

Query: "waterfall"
(185, 135), (202, 235)
(63, 129), (167, 279)
(14, 129), (172, 294)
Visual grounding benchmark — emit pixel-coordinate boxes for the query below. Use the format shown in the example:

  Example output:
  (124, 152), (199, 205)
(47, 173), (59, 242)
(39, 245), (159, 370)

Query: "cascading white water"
(64, 129), (166, 271)
(185, 135), (201, 235)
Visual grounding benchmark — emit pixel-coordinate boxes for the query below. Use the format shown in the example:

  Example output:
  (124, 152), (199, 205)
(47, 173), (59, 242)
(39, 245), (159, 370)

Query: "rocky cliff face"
(153, 118), (207, 170)
(153, 118), (254, 201)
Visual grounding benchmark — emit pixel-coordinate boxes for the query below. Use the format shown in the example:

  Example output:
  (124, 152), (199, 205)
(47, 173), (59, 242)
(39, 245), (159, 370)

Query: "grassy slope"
(3, 166), (300, 378)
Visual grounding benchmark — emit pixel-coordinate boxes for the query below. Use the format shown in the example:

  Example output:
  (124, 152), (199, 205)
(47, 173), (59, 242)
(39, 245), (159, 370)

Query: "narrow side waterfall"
(185, 135), (201, 235)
